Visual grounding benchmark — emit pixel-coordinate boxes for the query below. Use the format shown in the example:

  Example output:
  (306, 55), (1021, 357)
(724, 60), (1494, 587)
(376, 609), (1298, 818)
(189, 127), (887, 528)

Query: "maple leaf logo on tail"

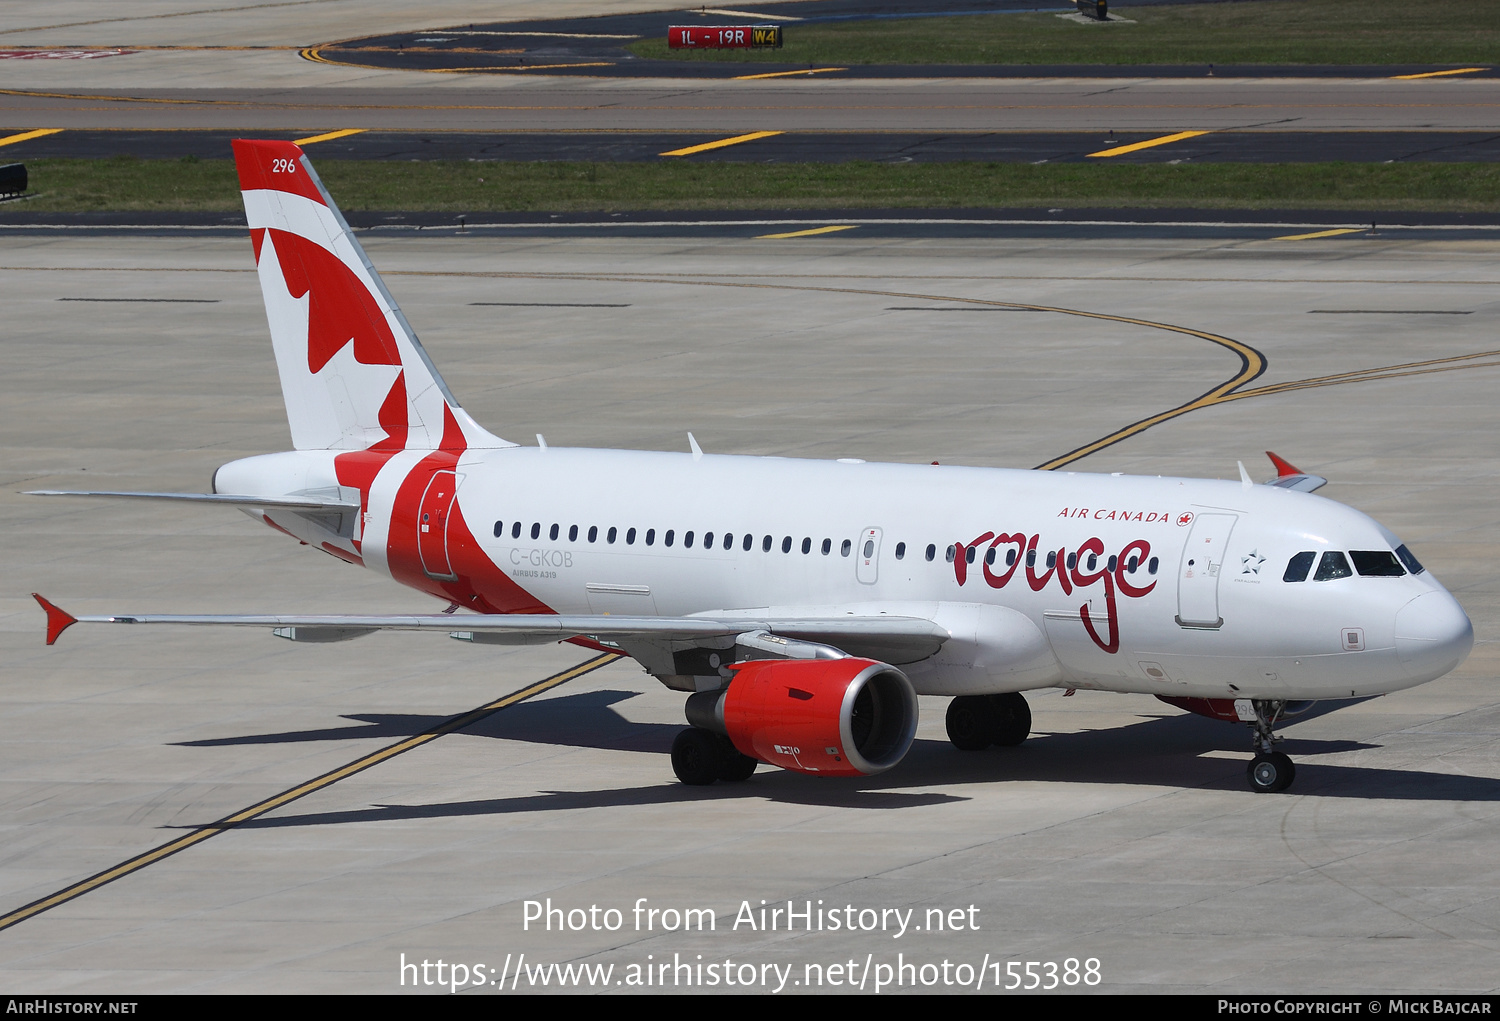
(232, 139), (511, 455)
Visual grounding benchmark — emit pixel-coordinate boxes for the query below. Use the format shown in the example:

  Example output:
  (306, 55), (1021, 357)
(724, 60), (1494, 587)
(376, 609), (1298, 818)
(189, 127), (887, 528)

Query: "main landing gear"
(671, 728), (759, 786)
(1244, 699), (1296, 794)
(946, 693), (1031, 751)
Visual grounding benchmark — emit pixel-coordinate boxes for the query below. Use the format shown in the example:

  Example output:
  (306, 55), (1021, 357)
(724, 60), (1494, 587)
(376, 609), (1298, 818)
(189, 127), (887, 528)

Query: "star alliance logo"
(1241, 549), (1266, 575)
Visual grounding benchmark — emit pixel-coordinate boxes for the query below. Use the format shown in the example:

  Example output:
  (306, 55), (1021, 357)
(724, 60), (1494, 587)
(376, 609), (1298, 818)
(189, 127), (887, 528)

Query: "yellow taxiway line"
(1086, 129), (1210, 158)
(660, 129), (783, 157)
(1273, 227), (1365, 241)
(733, 67), (846, 80)
(0, 128), (63, 149)
(292, 128), (367, 146)
(1392, 68), (1487, 80)
(756, 225), (860, 239)
(0, 652), (620, 933)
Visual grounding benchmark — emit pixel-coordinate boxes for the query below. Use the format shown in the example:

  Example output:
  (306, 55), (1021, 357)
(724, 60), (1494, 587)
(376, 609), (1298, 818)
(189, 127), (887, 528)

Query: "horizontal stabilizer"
(26, 490), (360, 512)
(1263, 451), (1327, 493)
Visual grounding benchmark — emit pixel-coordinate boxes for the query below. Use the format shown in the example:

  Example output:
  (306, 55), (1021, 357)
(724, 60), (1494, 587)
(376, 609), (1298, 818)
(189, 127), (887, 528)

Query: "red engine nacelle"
(696, 658), (918, 777)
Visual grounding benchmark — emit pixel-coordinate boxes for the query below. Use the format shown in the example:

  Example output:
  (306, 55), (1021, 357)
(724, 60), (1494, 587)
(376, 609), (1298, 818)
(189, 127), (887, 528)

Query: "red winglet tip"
(1265, 450), (1302, 478)
(32, 593), (77, 646)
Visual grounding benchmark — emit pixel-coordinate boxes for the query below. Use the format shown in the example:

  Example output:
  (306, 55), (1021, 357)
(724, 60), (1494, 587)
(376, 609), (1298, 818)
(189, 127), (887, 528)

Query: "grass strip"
(11, 157), (1500, 213)
(627, 0), (1500, 66)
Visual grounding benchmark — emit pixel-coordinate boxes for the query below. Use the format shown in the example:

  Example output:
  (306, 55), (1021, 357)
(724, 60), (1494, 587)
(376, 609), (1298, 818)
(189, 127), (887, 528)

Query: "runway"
(2, 227), (1499, 992)
(7, 78), (1500, 133)
(7, 126), (1500, 164)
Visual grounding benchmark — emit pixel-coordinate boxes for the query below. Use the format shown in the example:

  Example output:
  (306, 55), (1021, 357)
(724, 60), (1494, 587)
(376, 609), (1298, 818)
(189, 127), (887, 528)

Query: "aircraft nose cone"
(1394, 591), (1473, 683)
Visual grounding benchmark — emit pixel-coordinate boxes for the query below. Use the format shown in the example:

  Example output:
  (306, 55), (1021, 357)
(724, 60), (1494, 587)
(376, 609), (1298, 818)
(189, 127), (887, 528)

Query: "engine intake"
(686, 658), (918, 777)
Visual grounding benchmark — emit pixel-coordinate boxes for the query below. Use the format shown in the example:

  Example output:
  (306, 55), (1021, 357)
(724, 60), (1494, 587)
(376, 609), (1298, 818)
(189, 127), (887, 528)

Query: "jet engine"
(685, 657), (918, 777)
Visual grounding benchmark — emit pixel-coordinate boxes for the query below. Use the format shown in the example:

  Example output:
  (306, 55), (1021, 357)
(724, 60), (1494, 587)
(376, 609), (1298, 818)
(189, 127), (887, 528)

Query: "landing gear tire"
(990, 692), (1031, 747)
(672, 727), (724, 786)
(716, 735), (759, 782)
(946, 695), (997, 751)
(1247, 751), (1296, 793)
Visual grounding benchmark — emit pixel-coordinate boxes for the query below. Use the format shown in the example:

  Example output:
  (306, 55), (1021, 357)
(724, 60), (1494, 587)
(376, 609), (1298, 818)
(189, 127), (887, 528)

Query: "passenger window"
(1395, 544), (1425, 575)
(964, 546), (975, 564)
(743, 534), (753, 552)
(1046, 551), (1057, 569)
(627, 527), (637, 545)
(684, 530), (695, 548)
(842, 539), (852, 557)
(1314, 551), (1352, 581)
(587, 525), (598, 543)
(803, 537), (813, 554)
(607, 526), (617, 544)
(1283, 551), (1315, 582)
(568, 525), (578, 542)
(1106, 555), (1115, 572)
(1148, 557), (1159, 574)
(823, 538), (832, 555)
(1027, 549), (1036, 567)
(493, 520), (503, 538)
(925, 544), (935, 562)
(945, 545), (956, 563)
(762, 535), (772, 553)
(1065, 552), (1076, 570)
(665, 529), (675, 547)
(1127, 556), (1138, 572)
(549, 523), (559, 541)
(530, 522), (540, 540)
(645, 528), (655, 546)
(984, 547), (995, 566)
(782, 536), (792, 553)
(1351, 550), (1404, 577)
(703, 531), (714, 548)
(511, 521), (522, 539)
(895, 542), (905, 560)
(723, 532), (733, 550)
(1006, 548), (1017, 567)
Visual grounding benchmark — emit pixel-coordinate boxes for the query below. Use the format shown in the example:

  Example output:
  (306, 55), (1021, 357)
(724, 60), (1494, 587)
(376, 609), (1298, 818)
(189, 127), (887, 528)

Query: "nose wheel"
(1244, 699), (1297, 793)
(1248, 751), (1296, 793)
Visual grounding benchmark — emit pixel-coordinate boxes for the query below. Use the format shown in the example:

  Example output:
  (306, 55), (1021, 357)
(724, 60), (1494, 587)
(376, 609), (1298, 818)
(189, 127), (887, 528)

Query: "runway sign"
(668, 25), (783, 49)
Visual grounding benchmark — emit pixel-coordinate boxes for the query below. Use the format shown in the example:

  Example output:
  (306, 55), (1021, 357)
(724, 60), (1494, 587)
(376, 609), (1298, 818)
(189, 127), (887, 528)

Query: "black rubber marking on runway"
(469, 301), (631, 307)
(57, 296), (220, 302)
(0, 652), (620, 933)
(1307, 309), (1473, 315)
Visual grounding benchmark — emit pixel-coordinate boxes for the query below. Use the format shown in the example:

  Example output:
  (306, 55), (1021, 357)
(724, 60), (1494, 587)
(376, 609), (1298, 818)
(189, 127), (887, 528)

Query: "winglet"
(1266, 451), (1302, 478)
(33, 593), (77, 646)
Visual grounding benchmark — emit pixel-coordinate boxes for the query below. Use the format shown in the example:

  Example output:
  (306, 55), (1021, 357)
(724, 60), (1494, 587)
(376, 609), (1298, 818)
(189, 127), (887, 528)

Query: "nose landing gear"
(1244, 699), (1296, 793)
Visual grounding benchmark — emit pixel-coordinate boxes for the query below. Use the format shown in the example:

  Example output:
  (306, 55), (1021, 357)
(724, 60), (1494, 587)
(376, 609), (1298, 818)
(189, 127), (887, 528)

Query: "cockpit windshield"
(1351, 550), (1404, 577)
(1313, 551), (1352, 581)
(1395, 544), (1425, 575)
(1284, 547), (1420, 582)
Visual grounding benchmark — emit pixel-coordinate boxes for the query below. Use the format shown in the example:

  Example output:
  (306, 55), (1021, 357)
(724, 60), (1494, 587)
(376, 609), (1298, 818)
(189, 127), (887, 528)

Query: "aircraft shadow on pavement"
(169, 692), (1500, 830)
(173, 689), (677, 754)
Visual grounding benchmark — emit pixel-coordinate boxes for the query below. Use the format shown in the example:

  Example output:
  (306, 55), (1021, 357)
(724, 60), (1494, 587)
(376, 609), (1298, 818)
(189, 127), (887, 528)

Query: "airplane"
(29, 139), (1474, 795)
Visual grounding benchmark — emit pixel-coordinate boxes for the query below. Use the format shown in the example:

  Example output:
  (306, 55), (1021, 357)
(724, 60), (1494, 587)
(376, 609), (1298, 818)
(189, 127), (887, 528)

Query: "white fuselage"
(216, 445), (1474, 703)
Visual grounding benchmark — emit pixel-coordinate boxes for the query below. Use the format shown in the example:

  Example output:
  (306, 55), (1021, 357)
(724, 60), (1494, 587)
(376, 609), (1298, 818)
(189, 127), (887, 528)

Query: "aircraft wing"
(32, 594), (949, 663)
(25, 491), (360, 512)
